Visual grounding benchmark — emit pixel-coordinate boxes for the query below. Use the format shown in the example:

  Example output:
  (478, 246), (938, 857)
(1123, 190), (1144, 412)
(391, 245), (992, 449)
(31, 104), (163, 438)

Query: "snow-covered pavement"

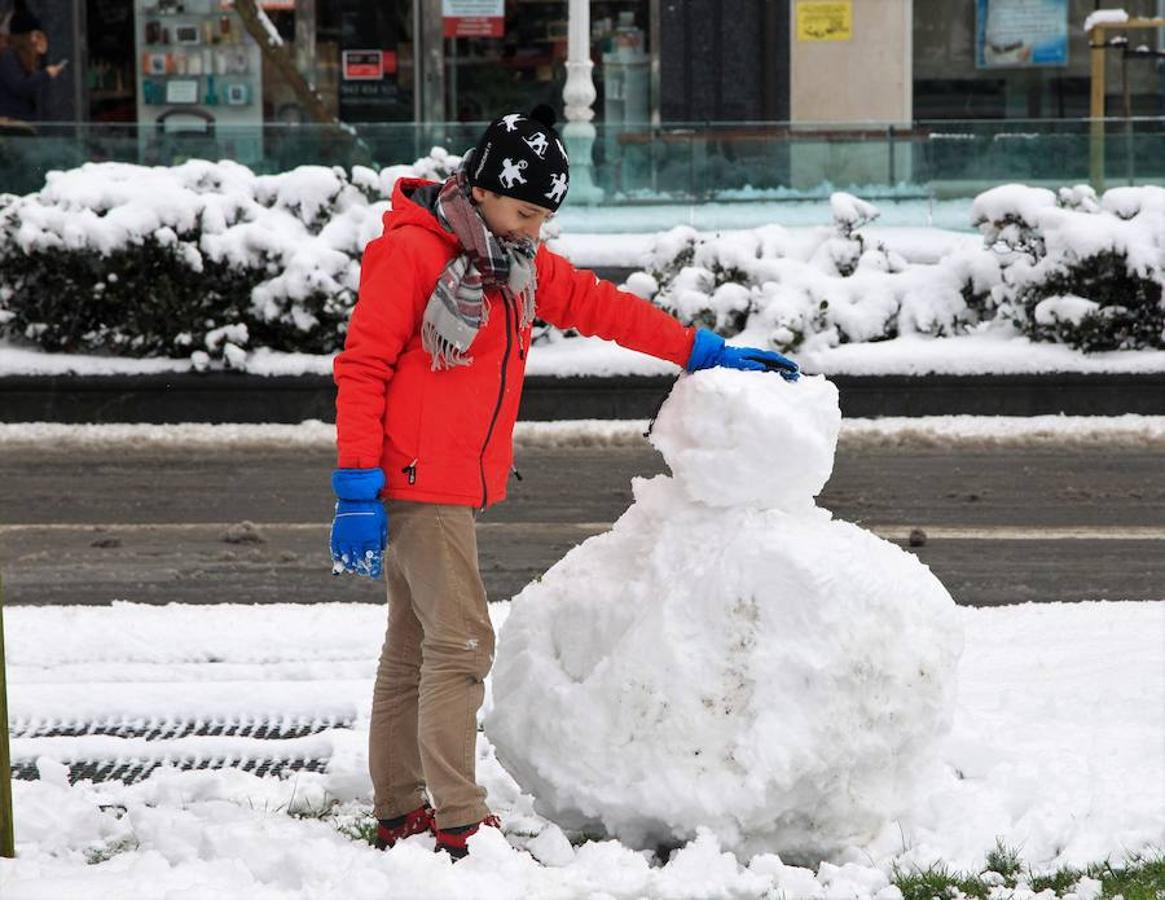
(2, 599), (1162, 899)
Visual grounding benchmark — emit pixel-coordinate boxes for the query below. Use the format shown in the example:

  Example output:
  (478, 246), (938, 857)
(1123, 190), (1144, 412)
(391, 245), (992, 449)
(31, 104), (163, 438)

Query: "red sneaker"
(434, 814), (502, 860)
(375, 803), (435, 850)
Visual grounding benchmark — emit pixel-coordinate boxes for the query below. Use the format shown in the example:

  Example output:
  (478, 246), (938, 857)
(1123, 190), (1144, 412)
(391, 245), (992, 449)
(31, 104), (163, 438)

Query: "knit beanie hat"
(8, 2), (43, 34)
(466, 105), (570, 212)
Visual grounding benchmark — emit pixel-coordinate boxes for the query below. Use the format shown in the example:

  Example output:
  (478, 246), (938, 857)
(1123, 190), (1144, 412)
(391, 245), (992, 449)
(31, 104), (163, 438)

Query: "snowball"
(488, 370), (963, 860)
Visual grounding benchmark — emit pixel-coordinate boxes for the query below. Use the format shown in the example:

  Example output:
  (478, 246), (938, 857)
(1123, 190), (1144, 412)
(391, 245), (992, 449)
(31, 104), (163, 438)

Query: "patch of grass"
(892, 861), (989, 900)
(280, 797), (382, 847)
(334, 813), (379, 847)
(892, 845), (1165, 900)
(285, 797), (341, 821)
(983, 839), (1023, 882)
(1096, 853), (1165, 900)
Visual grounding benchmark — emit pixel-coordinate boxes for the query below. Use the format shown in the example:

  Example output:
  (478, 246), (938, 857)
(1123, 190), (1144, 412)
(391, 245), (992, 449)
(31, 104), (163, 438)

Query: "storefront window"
(321, 0), (414, 124)
(443, 0), (649, 123)
(914, 0), (1164, 120)
(87, 0), (138, 122)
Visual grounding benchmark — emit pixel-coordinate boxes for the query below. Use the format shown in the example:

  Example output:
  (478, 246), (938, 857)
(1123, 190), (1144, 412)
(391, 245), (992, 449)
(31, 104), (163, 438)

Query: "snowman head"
(649, 369), (841, 512)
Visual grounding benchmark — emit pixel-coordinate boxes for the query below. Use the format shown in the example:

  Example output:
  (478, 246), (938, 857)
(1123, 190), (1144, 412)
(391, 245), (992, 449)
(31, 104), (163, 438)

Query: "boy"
(331, 105), (798, 859)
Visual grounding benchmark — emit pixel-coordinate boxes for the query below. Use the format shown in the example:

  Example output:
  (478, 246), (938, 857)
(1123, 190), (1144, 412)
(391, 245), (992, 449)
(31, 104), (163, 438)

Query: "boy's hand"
(330, 468), (388, 578)
(685, 328), (800, 382)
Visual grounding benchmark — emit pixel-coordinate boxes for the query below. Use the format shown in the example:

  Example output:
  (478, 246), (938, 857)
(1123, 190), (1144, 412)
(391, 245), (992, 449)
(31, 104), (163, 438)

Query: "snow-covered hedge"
(972, 184), (1165, 352)
(1, 160), (1161, 365)
(633, 184), (1164, 354)
(0, 150), (461, 365)
(629, 194), (1001, 354)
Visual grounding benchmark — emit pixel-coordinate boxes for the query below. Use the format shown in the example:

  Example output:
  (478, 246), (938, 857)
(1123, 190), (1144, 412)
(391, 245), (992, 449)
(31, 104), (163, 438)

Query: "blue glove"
(685, 328), (800, 382)
(330, 468), (387, 578)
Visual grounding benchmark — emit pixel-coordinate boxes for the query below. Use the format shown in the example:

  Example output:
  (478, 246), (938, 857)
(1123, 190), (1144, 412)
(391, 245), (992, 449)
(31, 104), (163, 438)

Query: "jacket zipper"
(478, 292), (515, 510)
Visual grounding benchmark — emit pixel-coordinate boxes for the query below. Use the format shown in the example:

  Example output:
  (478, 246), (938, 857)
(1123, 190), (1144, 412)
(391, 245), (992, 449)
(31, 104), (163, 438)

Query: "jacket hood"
(382, 177), (458, 245)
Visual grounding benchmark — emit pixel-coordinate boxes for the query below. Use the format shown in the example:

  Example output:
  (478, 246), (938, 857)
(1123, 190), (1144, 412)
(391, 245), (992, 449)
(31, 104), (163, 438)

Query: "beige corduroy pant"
(368, 500), (495, 830)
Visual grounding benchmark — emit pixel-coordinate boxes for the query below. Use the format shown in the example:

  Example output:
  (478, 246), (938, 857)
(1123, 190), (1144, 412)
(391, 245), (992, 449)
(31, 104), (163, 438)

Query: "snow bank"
(487, 371), (963, 859)
(4, 414), (1164, 451)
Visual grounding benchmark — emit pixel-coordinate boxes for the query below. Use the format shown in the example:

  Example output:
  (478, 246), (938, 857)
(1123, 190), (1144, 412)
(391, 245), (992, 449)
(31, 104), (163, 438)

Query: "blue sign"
(977, 0), (1069, 68)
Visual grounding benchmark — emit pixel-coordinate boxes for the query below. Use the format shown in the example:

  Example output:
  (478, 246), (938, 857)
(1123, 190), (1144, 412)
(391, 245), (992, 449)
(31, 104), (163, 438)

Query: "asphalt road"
(1, 442), (1162, 607)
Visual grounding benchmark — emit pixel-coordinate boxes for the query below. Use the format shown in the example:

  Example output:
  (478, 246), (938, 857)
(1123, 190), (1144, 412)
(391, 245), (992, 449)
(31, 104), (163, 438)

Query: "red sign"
(443, 16), (505, 38)
(342, 50), (384, 81)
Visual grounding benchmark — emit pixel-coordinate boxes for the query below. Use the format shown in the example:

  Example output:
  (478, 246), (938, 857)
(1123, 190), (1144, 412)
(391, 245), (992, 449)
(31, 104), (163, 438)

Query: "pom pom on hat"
(529, 104), (557, 129)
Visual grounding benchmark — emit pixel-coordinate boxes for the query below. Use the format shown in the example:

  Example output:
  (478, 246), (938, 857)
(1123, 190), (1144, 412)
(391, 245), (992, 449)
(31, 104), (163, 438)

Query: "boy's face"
(471, 187), (553, 244)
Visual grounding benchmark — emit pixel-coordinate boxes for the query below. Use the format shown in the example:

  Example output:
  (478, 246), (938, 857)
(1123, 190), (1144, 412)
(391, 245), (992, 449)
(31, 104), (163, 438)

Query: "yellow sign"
(796, 1), (853, 41)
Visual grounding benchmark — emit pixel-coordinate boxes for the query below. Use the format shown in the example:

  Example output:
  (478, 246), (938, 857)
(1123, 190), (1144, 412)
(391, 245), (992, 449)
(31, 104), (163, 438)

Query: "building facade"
(5, 0), (1162, 129)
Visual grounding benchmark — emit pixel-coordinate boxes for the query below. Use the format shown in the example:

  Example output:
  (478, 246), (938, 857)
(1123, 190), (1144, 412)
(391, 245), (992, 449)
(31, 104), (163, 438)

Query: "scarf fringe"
(421, 320), (474, 370)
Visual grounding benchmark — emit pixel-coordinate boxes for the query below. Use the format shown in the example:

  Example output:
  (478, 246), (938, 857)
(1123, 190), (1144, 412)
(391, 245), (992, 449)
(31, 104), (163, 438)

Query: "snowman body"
(486, 370), (963, 859)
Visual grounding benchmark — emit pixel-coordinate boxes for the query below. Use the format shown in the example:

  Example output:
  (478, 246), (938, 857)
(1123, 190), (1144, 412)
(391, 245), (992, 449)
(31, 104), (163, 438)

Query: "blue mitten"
(330, 468), (388, 578)
(685, 328), (800, 382)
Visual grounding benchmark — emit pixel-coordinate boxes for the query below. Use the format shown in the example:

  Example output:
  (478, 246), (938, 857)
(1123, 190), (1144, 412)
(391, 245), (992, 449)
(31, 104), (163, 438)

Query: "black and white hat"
(466, 105), (570, 212)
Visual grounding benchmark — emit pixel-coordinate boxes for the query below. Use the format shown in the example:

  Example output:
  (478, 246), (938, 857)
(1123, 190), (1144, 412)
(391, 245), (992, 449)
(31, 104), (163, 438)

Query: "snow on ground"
(552, 197), (974, 234)
(5, 329), (1163, 378)
(1, 599), (1161, 899)
(2, 415), (1164, 451)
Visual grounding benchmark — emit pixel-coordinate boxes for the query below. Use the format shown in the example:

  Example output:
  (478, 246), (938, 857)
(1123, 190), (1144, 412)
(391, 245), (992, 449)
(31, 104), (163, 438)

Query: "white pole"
(563, 0), (603, 203)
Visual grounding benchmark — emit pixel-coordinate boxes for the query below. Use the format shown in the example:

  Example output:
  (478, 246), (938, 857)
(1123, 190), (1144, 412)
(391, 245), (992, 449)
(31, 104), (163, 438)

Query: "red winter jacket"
(334, 178), (695, 509)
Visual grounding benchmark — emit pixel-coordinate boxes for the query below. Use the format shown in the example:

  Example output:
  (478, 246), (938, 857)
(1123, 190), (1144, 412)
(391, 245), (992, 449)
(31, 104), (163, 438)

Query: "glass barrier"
(2, 118), (1164, 204)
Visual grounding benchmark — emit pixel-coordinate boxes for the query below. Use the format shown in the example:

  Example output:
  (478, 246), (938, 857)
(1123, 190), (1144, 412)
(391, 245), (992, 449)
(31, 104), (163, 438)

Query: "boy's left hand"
(685, 328), (800, 382)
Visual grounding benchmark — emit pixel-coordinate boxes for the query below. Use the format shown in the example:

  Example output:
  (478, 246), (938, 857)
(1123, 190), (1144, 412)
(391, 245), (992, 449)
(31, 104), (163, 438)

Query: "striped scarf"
(421, 170), (538, 370)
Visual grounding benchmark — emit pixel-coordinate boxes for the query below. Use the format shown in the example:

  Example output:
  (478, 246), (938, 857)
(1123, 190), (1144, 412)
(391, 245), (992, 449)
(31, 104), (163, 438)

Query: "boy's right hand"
(330, 468), (388, 578)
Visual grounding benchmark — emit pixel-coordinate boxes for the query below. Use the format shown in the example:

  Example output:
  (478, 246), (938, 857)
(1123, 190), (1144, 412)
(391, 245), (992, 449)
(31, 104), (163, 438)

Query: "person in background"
(330, 104), (800, 860)
(0, 2), (64, 126)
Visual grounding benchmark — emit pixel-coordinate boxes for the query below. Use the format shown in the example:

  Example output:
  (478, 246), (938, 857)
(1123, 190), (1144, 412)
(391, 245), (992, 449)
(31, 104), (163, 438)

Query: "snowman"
(486, 369), (963, 860)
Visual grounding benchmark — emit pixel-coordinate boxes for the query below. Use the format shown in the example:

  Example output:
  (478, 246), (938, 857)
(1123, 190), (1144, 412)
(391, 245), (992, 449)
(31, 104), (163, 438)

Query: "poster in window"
(339, 0), (408, 122)
(795, 2), (852, 42)
(442, 0), (504, 38)
(976, 0), (1068, 68)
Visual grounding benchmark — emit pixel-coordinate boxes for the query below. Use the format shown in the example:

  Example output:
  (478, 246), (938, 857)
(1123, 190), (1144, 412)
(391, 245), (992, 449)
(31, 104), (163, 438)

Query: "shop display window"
(444, 0), (649, 122)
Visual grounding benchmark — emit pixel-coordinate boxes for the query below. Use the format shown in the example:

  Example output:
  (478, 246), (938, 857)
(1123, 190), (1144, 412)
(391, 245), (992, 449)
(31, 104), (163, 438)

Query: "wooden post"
(0, 573), (14, 859)
(1089, 24), (1107, 191)
(1087, 18), (1165, 191)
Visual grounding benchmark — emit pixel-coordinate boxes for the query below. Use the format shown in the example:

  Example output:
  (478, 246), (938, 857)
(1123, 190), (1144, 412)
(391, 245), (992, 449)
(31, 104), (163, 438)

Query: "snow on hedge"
(0, 159), (1162, 368)
(0, 149), (461, 365)
(637, 183), (1163, 356)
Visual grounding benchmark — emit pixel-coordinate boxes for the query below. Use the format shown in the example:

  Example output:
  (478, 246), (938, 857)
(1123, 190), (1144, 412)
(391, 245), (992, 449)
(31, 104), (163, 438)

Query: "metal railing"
(2, 118), (1164, 201)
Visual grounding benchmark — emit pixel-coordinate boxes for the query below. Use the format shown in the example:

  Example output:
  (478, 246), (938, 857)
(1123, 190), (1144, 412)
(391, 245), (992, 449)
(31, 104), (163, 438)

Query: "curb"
(1, 372), (1163, 423)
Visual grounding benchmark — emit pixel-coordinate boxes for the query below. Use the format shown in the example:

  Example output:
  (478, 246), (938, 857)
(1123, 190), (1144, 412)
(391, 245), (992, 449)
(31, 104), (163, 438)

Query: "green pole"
(0, 573), (14, 858)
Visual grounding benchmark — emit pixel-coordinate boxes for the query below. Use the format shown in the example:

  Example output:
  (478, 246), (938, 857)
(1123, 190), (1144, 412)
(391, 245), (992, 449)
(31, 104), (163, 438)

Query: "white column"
(563, 0), (603, 203)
